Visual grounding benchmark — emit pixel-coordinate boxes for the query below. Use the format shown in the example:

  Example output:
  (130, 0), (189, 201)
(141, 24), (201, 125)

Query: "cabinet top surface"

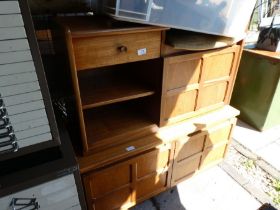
(56, 16), (168, 38)
(245, 49), (280, 61)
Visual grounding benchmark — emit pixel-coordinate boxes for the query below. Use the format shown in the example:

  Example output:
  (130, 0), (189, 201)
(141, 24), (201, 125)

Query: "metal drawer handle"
(0, 98), (3, 107)
(0, 141), (18, 155)
(10, 198), (39, 210)
(0, 125), (13, 138)
(117, 45), (128, 52)
(0, 107), (7, 118)
(0, 117), (10, 129)
(0, 133), (16, 147)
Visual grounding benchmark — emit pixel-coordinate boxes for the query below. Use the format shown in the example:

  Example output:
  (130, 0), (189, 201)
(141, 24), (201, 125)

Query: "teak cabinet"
(54, 16), (243, 210)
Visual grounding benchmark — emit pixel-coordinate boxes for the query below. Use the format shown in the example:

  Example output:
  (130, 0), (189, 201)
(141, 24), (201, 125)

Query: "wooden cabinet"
(171, 118), (237, 186)
(54, 16), (243, 210)
(83, 144), (172, 210)
(55, 16), (166, 155)
(160, 45), (242, 126)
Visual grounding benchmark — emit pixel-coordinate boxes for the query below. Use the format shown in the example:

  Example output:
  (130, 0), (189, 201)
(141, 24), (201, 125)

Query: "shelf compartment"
(83, 103), (158, 153)
(80, 78), (155, 109)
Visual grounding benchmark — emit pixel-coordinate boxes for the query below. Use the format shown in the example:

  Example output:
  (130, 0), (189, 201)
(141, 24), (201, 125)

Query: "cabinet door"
(83, 145), (172, 210)
(171, 118), (236, 186)
(171, 131), (206, 186)
(161, 45), (241, 126)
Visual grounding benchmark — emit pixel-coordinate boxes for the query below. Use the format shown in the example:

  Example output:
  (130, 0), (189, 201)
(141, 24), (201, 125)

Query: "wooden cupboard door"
(83, 145), (172, 210)
(171, 132), (206, 186)
(170, 118), (236, 186)
(205, 121), (233, 148)
(161, 45), (241, 126)
(171, 154), (201, 186)
(199, 82), (228, 108)
(176, 132), (206, 161)
(200, 143), (227, 169)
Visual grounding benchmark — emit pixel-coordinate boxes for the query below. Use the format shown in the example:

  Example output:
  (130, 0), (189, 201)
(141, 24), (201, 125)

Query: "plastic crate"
(101, 0), (257, 38)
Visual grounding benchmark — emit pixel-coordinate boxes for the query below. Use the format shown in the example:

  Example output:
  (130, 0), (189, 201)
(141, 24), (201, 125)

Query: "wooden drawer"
(83, 145), (171, 210)
(161, 45), (241, 126)
(72, 31), (162, 70)
(0, 174), (81, 210)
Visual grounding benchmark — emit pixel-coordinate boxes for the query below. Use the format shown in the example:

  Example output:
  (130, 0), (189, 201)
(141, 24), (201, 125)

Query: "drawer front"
(0, 174), (81, 210)
(72, 31), (162, 70)
(161, 45), (240, 125)
(83, 146), (171, 210)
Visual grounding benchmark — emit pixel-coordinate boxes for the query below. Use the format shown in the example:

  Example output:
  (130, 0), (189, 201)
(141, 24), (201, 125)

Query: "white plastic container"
(101, 0), (257, 38)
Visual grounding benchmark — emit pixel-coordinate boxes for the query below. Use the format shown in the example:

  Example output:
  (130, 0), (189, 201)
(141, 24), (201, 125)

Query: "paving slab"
(152, 166), (260, 210)
(256, 143), (280, 172)
(130, 199), (156, 210)
(233, 120), (280, 174)
(233, 120), (280, 152)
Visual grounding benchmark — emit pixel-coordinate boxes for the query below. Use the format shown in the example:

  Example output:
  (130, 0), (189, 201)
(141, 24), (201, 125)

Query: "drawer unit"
(0, 174), (81, 210)
(171, 118), (236, 186)
(0, 0), (59, 161)
(72, 30), (162, 70)
(83, 144), (172, 210)
(160, 45), (242, 126)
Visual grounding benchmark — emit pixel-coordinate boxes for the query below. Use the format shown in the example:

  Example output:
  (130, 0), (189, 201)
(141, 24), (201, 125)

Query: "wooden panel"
(0, 14), (23, 28)
(172, 154), (201, 185)
(86, 164), (131, 197)
(83, 146), (171, 210)
(0, 1), (20, 14)
(0, 27), (26, 40)
(205, 122), (232, 148)
(176, 133), (206, 161)
(136, 173), (168, 200)
(84, 105), (157, 153)
(203, 52), (234, 81)
(0, 50), (32, 65)
(165, 56), (201, 90)
(200, 143), (227, 169)
(0, 39), (29, 53)
(0, 61), (35, 76)
(72, 31), (161, 70)
(92, 187), (132, 210)
(137, 148), (169, 178)
(199, 82), (228, 108)
(164, 90), (197, 119)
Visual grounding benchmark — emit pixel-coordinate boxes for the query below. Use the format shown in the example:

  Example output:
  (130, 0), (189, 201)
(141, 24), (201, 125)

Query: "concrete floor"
(132, 166), (261, 210)
(233, 120), (280, 177)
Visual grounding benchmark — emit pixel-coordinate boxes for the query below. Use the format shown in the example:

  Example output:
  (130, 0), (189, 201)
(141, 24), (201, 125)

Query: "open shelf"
(80, 78), (155, 109)
(83, 103), (158, 152)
